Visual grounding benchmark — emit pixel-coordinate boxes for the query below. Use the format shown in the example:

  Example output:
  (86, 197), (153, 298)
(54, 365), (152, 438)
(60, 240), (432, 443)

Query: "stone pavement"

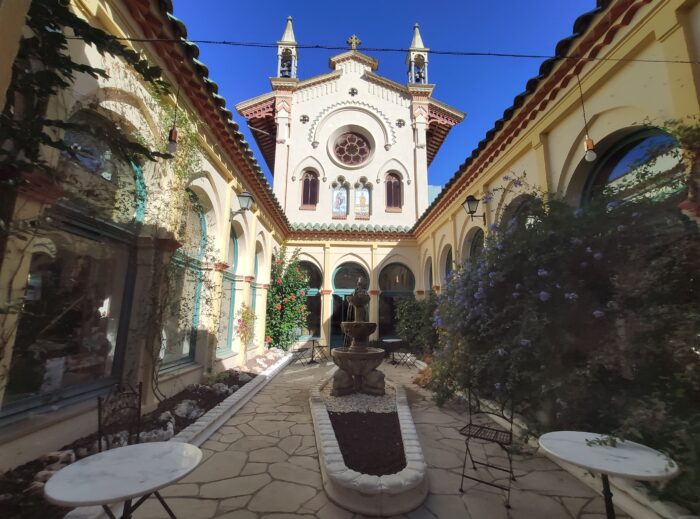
(132, 360), (629, 519)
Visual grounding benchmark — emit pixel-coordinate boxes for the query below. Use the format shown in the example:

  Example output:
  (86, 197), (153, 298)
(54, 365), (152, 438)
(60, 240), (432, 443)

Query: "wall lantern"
(166, 84), (181, 156)
(462, 195), (486, 222)
(230, 191), (254, 219)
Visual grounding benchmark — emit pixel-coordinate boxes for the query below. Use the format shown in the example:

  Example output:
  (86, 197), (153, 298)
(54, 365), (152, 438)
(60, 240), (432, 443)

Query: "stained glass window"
(334, 132), (370, 166)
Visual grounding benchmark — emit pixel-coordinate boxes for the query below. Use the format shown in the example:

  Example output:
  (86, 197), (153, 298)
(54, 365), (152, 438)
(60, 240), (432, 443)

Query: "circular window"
(333, 132), (370, 166)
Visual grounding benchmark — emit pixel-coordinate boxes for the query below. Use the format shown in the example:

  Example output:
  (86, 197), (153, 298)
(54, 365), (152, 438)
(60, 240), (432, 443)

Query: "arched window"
(468, 228), (485, 261)
(301, 170), (319, 208)
(299, 261), (323, 338)
(386, 172), (402, 211)
(444, 247), (453, 283)
(378, 263), (415, 338)
(583, 129), (685, 203)
(355, 178), (372, 219)
(218, 229), (239, 356)
(162, 189), (206, 367)
(332, 185), (349, 219)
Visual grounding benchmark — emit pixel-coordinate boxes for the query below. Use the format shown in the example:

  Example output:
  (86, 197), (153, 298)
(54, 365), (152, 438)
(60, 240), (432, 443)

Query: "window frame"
(0, 204), (137, 422)
(385, 172), (403, 212)
(300, 170), (319, 210)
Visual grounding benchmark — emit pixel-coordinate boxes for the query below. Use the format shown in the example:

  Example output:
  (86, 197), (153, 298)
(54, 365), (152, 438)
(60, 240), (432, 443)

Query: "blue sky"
(172, 1), (596, 187)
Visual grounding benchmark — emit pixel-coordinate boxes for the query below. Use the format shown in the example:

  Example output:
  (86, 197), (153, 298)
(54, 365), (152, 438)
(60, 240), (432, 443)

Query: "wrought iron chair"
(97, 382), (178, 518)
(97, 382), (142, 453)
(458, 385), (516, 508)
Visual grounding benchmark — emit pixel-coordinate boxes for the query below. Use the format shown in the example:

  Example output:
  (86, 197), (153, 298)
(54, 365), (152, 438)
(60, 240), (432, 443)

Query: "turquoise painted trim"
(130, 161), (146, 223)
(160, 189), (207, 370)
(220, 232), (238, 355)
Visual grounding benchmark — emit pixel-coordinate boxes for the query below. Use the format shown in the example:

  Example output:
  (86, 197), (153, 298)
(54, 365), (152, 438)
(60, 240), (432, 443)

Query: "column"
(369, 244), (379, 341)
(321, 243), (332, 347)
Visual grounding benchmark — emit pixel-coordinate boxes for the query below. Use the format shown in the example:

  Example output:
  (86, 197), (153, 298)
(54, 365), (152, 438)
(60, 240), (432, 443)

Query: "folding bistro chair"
(290, 346), (311, 365)
(458, 385), (516, 508)
(311, 338), (329, 362)
(97, 383), (179, 518)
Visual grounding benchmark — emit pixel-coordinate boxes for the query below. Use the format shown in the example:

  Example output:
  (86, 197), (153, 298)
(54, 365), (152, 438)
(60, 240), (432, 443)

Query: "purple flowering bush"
(430, 192), (700, 511)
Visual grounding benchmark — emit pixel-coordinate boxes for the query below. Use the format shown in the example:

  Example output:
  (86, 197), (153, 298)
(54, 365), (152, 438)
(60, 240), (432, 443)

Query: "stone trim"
(170, 352), (293, 446)
(66, 354), (295, 518)
(309, 367), (428, 515)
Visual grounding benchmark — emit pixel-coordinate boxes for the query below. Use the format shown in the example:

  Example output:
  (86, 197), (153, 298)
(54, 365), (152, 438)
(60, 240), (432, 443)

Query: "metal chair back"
(97, 382), (143, 452)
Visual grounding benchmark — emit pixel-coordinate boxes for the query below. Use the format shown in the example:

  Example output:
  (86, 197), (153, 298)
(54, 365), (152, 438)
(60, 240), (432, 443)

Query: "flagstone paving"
(132, 360), (629, 518)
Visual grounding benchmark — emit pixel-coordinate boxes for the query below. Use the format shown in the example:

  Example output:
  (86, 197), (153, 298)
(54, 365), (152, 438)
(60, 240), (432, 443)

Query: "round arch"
(423, 256), (434, 292)
(438, 244), (454, 284)
(378, 262), (415, 338)
(462, 227), (485, 264)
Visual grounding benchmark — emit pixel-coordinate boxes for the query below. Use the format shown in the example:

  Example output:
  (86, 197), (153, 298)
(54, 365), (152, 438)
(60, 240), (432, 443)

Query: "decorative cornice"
(307, 100), (397, 147)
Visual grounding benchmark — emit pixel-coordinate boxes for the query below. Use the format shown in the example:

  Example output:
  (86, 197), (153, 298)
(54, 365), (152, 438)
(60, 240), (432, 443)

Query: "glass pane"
(217, 279), (234, 354)
(299, 261), (322, 289)
(445, 249), (453, 282)
(160, 264), (198, 365)
(2, 227), (128, 413)
(301, 294), (321, 337)
(310, 177), (318, 205)
(334, 263), (368, 290)
(469, 229), (485, 260)
(379, 263), (415, 291)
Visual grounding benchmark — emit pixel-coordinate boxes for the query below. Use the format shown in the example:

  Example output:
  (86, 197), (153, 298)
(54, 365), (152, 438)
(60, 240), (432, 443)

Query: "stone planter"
(309, 367), (428, 516)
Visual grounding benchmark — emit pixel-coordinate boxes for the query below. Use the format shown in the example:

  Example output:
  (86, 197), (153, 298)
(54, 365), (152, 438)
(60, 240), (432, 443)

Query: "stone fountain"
(331, 280), (385, 396)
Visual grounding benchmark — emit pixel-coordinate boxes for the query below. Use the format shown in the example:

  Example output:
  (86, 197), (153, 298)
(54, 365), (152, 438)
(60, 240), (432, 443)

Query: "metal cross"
(347, 34), (361, 50)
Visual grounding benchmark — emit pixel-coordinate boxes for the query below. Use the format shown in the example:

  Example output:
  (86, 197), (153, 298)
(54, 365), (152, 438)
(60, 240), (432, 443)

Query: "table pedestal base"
(601, 474), (615, 519)
(101, 490), (176, 519)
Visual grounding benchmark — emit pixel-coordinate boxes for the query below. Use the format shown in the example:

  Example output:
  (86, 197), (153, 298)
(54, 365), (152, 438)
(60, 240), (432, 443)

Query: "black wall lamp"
(230, 191), (254, 219)
(462, 195), (486, 222)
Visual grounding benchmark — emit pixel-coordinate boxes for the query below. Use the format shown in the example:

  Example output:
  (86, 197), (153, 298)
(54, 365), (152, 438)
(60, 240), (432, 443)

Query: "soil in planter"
(328, 411), (406, 476)
(0, 369), (255, 519)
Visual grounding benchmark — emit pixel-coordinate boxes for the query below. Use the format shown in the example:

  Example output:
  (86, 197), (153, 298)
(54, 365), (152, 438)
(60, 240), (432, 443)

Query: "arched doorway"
(462, 228), (485, 266)
(331, 262), (369, 347)
(299, 261), (322, 339)
(378, 263), (415, 338)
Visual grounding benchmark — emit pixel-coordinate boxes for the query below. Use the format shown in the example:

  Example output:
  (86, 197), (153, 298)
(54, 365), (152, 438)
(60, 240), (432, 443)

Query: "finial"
(280, 16), (296, 43)
(347, 34), (361, 50)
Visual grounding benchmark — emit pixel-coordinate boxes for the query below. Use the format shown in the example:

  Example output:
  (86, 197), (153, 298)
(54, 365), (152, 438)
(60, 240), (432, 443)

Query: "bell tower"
(277, 16), (297, 78)
(406, 23), (428, 84)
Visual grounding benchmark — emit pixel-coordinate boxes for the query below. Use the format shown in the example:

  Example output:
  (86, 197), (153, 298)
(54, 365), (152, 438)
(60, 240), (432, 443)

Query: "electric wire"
(65, 36), (700, 65)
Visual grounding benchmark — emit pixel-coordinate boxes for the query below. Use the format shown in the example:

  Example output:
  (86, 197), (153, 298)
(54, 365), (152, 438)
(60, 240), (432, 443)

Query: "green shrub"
(395, 294), (438, 354)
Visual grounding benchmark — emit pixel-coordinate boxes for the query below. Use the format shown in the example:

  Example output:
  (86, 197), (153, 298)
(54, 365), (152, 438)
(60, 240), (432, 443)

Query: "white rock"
(239, 373), (252, 383)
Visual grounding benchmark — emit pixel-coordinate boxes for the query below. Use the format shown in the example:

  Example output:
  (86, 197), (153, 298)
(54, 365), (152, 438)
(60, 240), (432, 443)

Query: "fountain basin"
(332, 347), (384, 374)
(339, 322), (376, 350)
(309, 368), (428, 516)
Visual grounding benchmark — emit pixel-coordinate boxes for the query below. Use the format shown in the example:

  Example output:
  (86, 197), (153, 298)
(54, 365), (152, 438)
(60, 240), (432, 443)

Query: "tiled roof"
(290, 222), (412, 233)
(411, 0), (614, 233)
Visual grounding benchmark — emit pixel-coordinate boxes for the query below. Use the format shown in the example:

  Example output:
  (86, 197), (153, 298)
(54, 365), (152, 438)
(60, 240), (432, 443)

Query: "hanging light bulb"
(584, 135), (597, 162)
(167, 125), (178, 155)
(166, 83), (181, 157)
(576, 73), (597, 163)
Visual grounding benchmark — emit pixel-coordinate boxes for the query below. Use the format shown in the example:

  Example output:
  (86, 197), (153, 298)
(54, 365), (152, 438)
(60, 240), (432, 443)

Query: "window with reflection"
(299, 261), (322, 338)
(1, 216), (130, 418)
(584, 130), (686, 203)
(301, 171), (319, 208)
(444, 247), (453, 283)
(386, 172), (402, 210)
(379, 263), (415, 338)
(218, 230), (238, 356)
(333, 262), (369, 290)
(466, 228), (485, 263)
(161, 190), (206, 367)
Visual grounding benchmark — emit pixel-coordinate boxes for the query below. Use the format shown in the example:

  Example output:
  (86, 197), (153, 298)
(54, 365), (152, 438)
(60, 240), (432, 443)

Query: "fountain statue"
(331, 279), (385, 396)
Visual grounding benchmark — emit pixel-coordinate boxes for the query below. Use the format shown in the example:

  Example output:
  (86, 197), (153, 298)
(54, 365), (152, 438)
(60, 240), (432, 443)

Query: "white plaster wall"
(278, 58), (421, 227)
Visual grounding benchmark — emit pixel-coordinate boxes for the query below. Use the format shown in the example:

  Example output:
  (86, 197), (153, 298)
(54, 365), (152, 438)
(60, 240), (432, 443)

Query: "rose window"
(334, 132), (370, 166)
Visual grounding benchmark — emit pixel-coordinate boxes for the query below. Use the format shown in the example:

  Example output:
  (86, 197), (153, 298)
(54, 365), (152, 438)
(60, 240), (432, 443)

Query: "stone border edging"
(171, 352), (293, 446)
(309, 367), (429, 516)
(65, 353), (293, 519)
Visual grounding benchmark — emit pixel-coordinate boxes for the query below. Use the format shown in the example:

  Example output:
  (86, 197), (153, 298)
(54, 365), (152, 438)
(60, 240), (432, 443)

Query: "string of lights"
(65, 36), (700, 65)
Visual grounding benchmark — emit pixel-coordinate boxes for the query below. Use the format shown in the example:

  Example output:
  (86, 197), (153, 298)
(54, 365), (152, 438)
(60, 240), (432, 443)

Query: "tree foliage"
(265, 246), (309, 351)
(394, 294), (438, 355)
(0, 0), (169, 174)
(430, 188), (700, 511)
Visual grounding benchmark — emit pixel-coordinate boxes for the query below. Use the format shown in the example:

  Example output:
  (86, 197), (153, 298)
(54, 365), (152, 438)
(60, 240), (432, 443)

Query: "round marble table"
(45, 441), (202, 518)
(538, 431), (678, 519)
